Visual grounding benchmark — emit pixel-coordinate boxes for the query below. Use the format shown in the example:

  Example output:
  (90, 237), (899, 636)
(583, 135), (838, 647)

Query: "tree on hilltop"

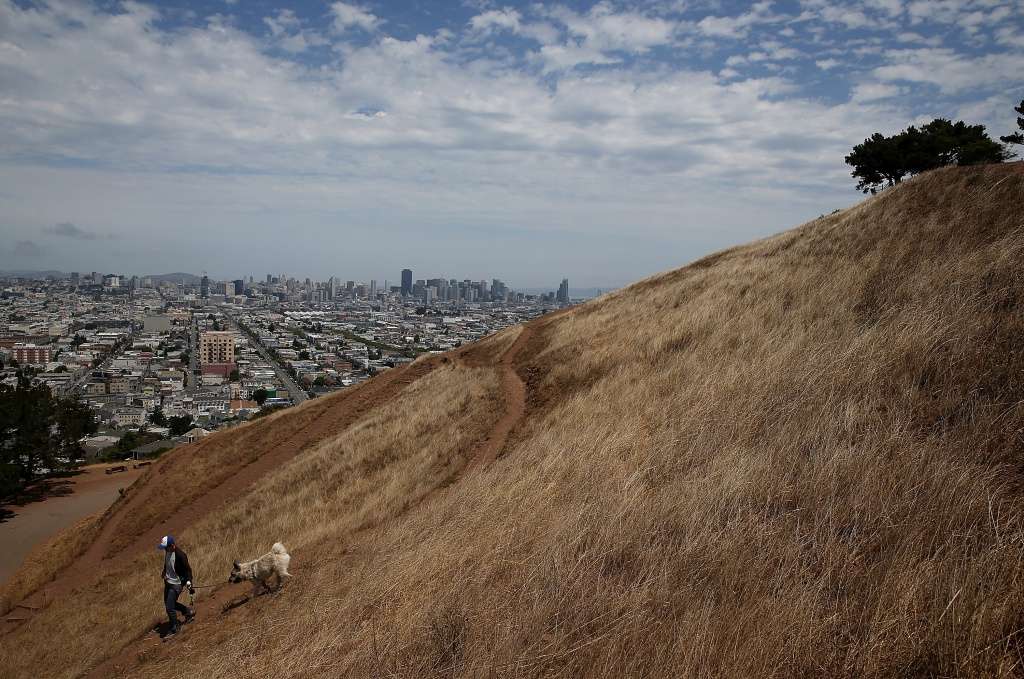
(846, 118), (1011, 193)
(1000, 98), (1024, 148)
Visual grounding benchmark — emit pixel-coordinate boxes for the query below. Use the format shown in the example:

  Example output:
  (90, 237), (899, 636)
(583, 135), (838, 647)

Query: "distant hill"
(4, 164), (1024, 678)
(145, 272), (201, 284)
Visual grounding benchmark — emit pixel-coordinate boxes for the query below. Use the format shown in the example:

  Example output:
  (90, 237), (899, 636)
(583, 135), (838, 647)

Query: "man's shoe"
(184, 609), (195, 624)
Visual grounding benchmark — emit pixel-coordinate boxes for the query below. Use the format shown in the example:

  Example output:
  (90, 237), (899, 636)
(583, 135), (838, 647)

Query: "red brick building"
(11, 343), (52, 364)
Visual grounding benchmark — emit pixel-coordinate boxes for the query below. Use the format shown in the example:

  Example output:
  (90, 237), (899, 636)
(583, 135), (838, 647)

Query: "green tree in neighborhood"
(0, 383), (97, 489)
(150, 407), (167, 426)
(846, 118), (1011, 193)
(253, 388), (269, 406)
(168, 414), (193, 437)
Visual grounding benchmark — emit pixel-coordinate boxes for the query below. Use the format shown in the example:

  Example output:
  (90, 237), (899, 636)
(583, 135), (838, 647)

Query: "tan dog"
(229, 542), (291, 595)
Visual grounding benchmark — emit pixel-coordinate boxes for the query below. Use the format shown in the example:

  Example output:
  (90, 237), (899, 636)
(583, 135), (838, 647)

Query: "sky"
(0, 0), (1022, 288)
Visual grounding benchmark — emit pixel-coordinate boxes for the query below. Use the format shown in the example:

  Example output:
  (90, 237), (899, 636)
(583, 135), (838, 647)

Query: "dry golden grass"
(4, 164), (1023, 678)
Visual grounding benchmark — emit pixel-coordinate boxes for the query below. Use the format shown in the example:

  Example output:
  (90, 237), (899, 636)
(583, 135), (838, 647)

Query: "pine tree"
(999, 98), (1024, 146)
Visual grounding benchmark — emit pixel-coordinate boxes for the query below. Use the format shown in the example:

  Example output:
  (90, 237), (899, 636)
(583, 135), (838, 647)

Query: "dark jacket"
(160, 548), (193, 585)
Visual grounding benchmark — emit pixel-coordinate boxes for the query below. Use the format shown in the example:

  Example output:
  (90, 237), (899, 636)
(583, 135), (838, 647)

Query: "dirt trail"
(0, 356), (442, 634)
(463, 323), (531, 470)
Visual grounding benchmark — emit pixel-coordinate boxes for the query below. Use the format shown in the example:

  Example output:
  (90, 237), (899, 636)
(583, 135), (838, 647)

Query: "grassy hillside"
(2, 163), (1023, 678)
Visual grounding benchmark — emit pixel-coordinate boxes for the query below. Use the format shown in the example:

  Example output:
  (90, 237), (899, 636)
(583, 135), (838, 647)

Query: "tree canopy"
(0, 381), (97, 490)
(846, 118), (1011, 194)
(168, 414), (193, 437)
(1000, 98), (1024, 147)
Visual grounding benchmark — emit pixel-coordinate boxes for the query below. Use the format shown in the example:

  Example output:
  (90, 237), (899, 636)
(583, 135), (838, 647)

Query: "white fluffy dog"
(229, 542), (292, 595)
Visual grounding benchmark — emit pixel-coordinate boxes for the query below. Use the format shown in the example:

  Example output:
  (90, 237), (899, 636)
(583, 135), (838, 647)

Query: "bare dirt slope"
(3, 164), (1024, 678)
(0, 465), (143, 586)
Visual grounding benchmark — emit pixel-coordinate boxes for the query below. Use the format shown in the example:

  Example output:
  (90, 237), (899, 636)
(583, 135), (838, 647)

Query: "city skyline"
(0, 267), (588, 297)
(2, 1), (1020, 288)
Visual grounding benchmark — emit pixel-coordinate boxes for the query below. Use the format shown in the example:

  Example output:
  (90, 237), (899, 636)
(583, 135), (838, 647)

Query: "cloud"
(263, 9), (328, 52)
(468, 8), (522, 36)
(850, 82), (902, 102)
(330, 2), (380, 33)
(13, 240), (43, 257)
(42, 222), (105, 240)
(696, 2), (782, 39)
(873, 48), (1024, 93)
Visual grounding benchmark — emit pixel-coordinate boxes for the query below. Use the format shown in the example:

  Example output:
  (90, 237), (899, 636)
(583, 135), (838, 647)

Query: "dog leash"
(186, 582), (221, 610)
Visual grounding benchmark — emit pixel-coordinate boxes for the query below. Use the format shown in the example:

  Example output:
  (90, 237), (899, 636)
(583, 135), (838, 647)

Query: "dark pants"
(163, 582), (190, 627)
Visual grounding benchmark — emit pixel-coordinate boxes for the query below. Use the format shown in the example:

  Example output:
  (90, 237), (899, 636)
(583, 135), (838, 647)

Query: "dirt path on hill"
(0, 357), (442, 635)
(464, 325), (530, 470)
(0, 466), (144, 586)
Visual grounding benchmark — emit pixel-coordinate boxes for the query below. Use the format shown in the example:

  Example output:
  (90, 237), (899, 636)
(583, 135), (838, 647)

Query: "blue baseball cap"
(158, 535), (175, 549)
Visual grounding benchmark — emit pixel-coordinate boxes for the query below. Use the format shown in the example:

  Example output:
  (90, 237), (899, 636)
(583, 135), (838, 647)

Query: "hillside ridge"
(2, 163), (1023, 678)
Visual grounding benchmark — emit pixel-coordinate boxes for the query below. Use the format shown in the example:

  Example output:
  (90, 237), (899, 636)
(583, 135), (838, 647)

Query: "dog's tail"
(272, 542), (288, 555)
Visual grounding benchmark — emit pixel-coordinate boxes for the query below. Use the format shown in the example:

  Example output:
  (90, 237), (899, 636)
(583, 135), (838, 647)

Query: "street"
(221, 313), (308, 404)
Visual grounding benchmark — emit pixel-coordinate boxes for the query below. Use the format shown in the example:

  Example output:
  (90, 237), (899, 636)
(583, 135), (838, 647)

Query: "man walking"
(158, 535), (194, 638)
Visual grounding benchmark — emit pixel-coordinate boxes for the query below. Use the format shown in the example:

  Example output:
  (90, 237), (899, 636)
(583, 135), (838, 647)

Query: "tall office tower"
(70, 272), (80, 286)
(369, 279), (377, 298)
(266, 274), (272, 284)
(557, 278), (569, 304)
(479, 280), (489, 302)
(200, 274), (210, 298)
(401, 269), (413, 296)
(346, 280), (355, 294)
(328, 277), (337, 299)
(233, 279), (244, 295)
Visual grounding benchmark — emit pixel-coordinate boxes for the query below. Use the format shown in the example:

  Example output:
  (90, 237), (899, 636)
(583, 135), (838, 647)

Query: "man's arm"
(178, 550), (194, 584)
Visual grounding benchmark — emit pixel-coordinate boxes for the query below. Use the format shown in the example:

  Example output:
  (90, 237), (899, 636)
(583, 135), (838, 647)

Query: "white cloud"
(696, 1), (784, 38)
(330, 2), (380, 33)
(549, 2), (678, 52)
(863, 0), (904, 16)
(263, 9), (328, 53)
(468, 8), (521, 35)
(815, 58), (840, 69)
(873, 48), (1024, 93)
(850, 81), (902, 102)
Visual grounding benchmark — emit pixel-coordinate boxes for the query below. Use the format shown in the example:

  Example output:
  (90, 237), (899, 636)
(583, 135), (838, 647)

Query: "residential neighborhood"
(0, 270), (573, 463)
